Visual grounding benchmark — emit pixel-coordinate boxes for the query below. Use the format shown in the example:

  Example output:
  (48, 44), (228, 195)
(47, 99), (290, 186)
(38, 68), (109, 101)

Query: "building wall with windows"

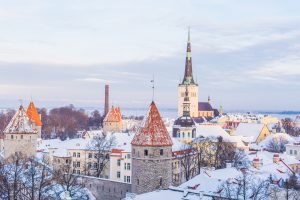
(4, 133), (37, 159)
(110, 149), (131, 183)
(286, 143), (300, 160)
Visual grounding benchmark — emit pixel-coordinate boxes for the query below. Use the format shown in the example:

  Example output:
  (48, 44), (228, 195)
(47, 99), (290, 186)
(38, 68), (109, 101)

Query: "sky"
(0, 0), (300, 112)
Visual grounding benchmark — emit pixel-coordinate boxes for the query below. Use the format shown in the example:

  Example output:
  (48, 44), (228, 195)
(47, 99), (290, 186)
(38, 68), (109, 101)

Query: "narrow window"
(144, 150), (148, 156)
(160, 149), (163, 156)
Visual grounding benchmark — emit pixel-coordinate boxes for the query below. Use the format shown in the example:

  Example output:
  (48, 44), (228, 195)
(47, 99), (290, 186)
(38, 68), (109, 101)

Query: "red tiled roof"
(27, 102), (43, 126)
(131, 101), (173, 147)
(104, 106), (122, 122)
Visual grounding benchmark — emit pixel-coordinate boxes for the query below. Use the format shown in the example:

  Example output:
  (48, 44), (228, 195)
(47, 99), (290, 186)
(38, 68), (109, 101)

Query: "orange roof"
(131, 101), (173, 147)
(104, 106), (122, 122)
(26, 102), (43, 126)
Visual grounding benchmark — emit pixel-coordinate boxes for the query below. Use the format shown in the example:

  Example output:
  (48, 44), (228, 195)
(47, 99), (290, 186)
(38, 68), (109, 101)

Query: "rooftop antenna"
(151, 74), (155, 101)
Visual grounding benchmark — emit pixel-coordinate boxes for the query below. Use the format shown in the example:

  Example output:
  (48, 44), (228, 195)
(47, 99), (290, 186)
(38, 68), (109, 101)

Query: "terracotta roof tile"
(131, 101), (173, 146)
(4, 105), (37, 134)
(27, 102), (43, 126)
(104, 106), (122, 122)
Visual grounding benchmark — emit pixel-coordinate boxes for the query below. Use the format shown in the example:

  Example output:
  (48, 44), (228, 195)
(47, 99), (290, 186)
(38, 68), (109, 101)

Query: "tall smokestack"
(104, 85), (109, 116)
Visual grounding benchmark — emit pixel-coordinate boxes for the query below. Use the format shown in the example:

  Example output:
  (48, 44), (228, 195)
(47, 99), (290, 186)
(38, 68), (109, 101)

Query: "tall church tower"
(131, 101), (173, 194)
(178, 28), (199, 117)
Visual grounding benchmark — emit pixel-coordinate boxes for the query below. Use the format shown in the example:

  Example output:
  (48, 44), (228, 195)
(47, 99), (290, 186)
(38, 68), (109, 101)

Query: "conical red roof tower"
(27, 102), (43, 126)
(131, 101), (173, 146)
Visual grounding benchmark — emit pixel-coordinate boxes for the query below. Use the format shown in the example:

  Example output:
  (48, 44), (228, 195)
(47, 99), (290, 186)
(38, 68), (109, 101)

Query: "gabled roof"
(103, 106), (122, 122)
(27, 102), (43, 126)
(198, 102), (213, 111)
(233, 123), (266, 142)
(131, 101), (173, 147)
(4, 106), (37, 134)
(195, 124), (232, 142)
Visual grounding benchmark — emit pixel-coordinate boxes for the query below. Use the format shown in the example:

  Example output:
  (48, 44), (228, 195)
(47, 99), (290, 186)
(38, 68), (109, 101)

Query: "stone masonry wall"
(131, 145), (172, 194)
(81, 176), (131, 200)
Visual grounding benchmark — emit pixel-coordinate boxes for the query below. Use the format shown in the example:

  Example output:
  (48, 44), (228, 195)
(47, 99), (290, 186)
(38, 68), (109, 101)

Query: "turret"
(131, 101), (173, 194)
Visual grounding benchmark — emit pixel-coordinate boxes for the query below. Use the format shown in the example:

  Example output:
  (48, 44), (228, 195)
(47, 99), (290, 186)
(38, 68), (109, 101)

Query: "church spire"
(182, 27), (195, 85)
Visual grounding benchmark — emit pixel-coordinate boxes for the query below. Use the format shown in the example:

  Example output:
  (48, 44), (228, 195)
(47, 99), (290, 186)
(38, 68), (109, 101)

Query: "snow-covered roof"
(196, 124), (231, 141)
(247, 151), (299, 180)
(259, 133), (295, 149)
(233, 123), (266, 142)
(4, 105), (37, 134)
(132, 167), (242, 200)
(171, 138), (186, 152)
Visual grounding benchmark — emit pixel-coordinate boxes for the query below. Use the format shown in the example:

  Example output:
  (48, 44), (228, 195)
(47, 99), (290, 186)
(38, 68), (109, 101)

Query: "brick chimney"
(104, 85), (109, 116)
(273, 153), (280, 164)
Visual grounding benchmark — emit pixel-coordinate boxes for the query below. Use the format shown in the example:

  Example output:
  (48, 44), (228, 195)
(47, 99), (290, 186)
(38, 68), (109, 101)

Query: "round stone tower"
(131, 101), (173, 194)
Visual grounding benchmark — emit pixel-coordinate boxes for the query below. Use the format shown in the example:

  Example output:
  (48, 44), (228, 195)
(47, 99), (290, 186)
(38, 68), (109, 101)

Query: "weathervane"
(151, 74), (155, 101)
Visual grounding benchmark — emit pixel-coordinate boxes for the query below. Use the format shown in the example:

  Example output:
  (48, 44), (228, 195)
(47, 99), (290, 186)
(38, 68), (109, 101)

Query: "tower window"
(188, 132), (190, 138)
(137, 179), (139, 185)
(160, 149), (163, 156)
(21, 135), (23, 139)
(11, 135), (13, 139)
(160, 178), (162, 186)
(144, 150), (148, 156)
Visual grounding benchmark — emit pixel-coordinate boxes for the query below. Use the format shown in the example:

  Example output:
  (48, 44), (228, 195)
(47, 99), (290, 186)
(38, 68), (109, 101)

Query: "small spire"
(188, 26), (191, 43)
(208, 95), (211, 103)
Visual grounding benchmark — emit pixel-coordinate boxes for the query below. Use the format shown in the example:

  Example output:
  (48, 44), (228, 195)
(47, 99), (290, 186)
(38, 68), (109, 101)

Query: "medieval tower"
(3, 105), (38, 159)
(178, 29), (199, 117)
(131, 101), (173, 194)
(26, 101), (43, 138)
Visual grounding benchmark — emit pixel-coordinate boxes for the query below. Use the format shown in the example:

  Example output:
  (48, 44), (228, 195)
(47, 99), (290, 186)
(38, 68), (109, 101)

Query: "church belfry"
(178, 28), (199, 117)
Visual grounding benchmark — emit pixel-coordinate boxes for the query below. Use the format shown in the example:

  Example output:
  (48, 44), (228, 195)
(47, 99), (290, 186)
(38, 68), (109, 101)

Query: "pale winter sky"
(0, 0), (300, 112)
